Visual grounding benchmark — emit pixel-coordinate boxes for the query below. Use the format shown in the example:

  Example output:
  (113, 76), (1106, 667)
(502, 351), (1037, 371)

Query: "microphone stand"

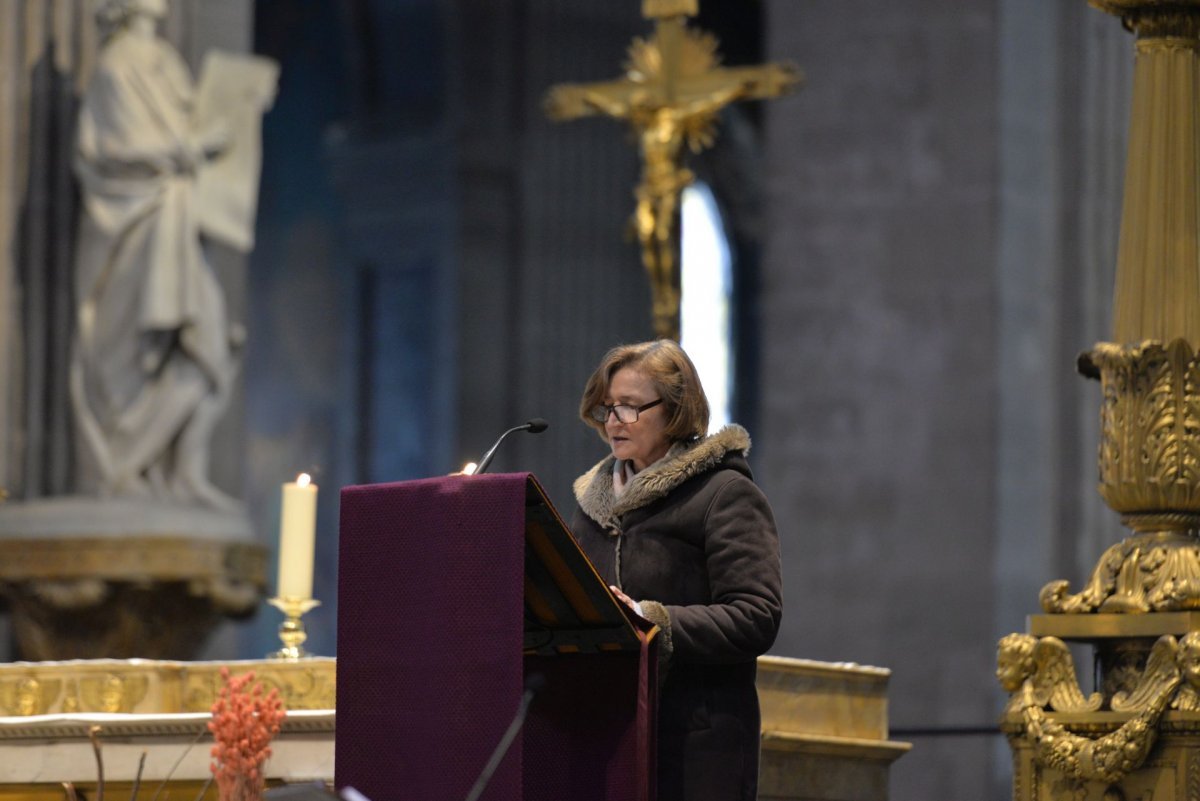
(462, 676), (544, 801)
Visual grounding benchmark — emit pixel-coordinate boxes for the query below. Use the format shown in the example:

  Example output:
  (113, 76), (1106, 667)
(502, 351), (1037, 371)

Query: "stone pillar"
(0, 1), (99, 501)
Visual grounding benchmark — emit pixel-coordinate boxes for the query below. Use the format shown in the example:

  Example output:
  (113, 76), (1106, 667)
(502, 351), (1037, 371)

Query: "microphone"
(473, 418), (549, 474)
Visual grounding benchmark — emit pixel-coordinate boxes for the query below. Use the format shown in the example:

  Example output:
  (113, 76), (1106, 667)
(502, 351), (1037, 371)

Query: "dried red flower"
(208, 668), (287, 801)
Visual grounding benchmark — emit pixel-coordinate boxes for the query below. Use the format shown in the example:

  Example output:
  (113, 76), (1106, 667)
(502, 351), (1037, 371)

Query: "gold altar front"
(0, 655), (907, 800)
(0, 658), (335, 801)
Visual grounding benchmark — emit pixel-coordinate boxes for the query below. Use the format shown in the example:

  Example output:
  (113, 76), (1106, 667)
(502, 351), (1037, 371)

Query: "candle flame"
(296, 473), (312, 487)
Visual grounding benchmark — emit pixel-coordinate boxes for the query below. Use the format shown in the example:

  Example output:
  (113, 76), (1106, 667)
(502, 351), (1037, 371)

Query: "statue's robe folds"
(72, 31), (232, 501)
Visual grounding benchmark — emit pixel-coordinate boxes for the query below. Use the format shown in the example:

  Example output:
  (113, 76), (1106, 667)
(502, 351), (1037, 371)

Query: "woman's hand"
(609, 585), (640, 614)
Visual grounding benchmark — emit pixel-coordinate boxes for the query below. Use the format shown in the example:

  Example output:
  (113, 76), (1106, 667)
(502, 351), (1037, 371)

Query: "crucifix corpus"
(546, 0), (801, 341)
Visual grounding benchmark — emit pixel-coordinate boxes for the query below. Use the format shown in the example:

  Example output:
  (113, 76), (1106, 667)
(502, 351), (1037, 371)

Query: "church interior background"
(0, 0), (1140, 799)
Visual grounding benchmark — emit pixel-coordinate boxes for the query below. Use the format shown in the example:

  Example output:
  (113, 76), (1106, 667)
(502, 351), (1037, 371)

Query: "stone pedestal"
(757, 656), (911, 801)
(0, 499), (266, 660)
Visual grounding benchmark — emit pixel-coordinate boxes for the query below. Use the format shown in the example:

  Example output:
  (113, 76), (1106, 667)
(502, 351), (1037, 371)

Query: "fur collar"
(573, 424), (751, 531)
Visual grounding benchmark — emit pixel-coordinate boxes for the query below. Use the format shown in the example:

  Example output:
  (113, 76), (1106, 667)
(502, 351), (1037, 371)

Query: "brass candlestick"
(267, 596), (321, 660)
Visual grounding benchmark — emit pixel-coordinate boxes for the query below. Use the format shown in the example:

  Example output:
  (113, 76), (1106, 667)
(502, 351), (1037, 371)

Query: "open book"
(192, 50), (279, 252)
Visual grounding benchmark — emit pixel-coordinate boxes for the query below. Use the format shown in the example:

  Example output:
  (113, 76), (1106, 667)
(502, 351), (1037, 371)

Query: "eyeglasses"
(589, 398), (664, 424)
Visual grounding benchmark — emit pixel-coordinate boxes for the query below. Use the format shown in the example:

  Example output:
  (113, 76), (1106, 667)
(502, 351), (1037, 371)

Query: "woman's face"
(605, 367), (671, 472)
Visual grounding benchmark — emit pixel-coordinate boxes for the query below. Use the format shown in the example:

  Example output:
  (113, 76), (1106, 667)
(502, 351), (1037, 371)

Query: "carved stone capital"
(1090, 0), (1200, 38)
(1083, 340), (1200, 515)
(1041, 342), (1200, 616)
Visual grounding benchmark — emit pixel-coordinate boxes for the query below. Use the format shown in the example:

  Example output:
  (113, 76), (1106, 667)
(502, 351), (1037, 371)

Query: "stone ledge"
(761, 731), (912, 763)
(1029, 611), (1200, 640)
(0, 709), (333, 741)
(757, 655), (893, 741)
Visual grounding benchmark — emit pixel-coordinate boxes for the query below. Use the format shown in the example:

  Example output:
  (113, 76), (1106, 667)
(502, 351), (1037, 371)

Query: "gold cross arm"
(653, 61), (803, 114)
(703, 62), (804, 102)
(545, 79), (647, 122)
(544, 61), (802, 124)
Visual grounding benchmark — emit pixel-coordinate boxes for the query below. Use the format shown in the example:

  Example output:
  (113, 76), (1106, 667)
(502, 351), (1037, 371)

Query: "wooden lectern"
(336, 473), (659, 801)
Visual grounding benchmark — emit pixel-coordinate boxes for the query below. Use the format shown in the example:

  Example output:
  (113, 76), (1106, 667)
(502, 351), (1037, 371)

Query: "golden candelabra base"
(267, 596), (321, 660)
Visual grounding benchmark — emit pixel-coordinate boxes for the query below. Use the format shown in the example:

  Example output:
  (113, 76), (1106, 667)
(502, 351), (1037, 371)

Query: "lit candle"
(278, 473), (318, 600)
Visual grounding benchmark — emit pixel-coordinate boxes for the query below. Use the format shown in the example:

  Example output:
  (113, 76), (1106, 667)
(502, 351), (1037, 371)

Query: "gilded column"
(1000, 3), (1200, 799)
(1045, 0), (1200, 615)
(1102, 0), (1200, 346)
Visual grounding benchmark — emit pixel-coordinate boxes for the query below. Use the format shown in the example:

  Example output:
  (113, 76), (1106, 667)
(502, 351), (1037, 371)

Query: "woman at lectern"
(571, 339), (783, 801)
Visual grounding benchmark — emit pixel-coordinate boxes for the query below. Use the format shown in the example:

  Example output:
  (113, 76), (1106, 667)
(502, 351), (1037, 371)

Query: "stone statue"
(72, 0), (276, 509)
(0, 0), (276, 662)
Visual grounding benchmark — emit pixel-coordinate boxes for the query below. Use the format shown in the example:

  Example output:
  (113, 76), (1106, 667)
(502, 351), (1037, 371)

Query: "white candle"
(278, 473), (318, 600)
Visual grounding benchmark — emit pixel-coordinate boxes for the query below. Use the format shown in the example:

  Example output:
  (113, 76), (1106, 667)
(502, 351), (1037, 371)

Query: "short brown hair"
(579, 340), (710, 443)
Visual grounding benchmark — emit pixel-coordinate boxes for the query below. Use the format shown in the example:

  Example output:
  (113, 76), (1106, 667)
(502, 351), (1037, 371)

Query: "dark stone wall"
(453, 0), (651, 509)
(759, 3), (1131, 799)
(759, 5), (1001, 798)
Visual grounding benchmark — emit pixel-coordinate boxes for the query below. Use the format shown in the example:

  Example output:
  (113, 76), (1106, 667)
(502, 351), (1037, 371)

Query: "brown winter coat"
(571, 425), (783, 801)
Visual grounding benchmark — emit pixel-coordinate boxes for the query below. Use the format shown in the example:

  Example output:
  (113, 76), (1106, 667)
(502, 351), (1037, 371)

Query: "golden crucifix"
(546, 0), (801, 341)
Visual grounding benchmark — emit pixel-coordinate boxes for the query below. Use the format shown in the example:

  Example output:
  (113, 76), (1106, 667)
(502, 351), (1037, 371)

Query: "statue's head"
(95, 0), (168, 30)
(996, 633), (1038, 693)
(1178, 632), (1200, 689)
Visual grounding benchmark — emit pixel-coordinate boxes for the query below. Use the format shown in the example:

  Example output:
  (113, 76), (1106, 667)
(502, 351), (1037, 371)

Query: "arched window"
(680, 182), (734, 433)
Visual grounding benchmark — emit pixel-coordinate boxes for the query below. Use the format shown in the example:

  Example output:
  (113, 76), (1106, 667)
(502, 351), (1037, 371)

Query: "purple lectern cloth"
(523, 648), (656, 801)
(336, 474), (527, 801)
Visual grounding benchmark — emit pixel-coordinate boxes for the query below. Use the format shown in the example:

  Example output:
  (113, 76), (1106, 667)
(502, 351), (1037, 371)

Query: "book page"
(193, 50), (279, 252)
